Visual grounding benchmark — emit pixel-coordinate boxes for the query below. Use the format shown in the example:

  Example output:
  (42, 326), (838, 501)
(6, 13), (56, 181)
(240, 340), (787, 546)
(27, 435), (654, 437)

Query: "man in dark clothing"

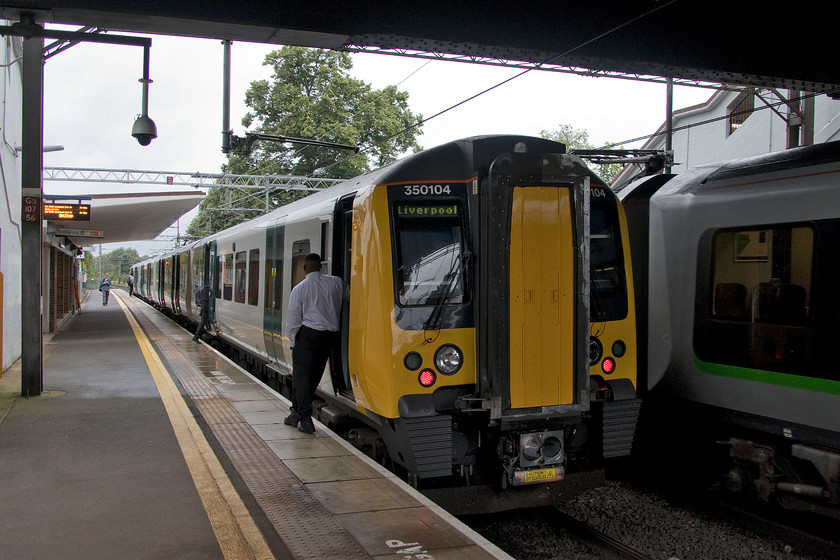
(284, 253), (349, 434)
(127, 274), (134, 296)
(192, 285), (212, 343)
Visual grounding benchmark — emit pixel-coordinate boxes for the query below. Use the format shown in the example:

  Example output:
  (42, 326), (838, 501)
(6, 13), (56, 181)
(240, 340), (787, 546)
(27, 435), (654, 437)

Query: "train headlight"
(434, 344), (463, 375)
(602, 357), (616, 374)
(611, 340), (626, 358)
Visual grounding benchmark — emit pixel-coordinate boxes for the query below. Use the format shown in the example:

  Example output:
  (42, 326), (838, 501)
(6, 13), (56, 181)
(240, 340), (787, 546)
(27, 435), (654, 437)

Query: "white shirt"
(287, 271), (350, 347)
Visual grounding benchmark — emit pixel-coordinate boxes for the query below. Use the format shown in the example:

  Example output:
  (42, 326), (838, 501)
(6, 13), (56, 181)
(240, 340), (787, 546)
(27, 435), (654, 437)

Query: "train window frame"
(291, 240), (310, 288)
(590, 187), (629, 321)
(392, 201), (467, 308)
(248, 249), (260, 306)
(223, 253), (233, 301)
(234, 251), (247, 304)
(707, 224), (814, 324)
(695, 221), (817, 377)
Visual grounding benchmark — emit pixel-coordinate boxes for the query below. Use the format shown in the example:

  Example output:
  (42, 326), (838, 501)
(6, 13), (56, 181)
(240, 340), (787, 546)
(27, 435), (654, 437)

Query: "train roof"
(132, 135), (574, 267)
(202, 135), (570, 234)
(655, 140), (840, 197)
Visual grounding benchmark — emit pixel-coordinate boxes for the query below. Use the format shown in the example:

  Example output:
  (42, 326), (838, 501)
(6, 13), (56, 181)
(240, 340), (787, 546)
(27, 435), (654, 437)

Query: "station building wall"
(0, 31), (23, 372)
(617, 89), (840, 182)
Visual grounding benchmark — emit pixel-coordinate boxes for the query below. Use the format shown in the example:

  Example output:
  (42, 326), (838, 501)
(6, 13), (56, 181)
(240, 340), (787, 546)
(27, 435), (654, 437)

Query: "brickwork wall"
(49, 248), (76, 332)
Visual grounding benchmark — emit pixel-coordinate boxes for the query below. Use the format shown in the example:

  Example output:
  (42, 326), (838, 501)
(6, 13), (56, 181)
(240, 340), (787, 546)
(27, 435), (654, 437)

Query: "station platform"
(0, 290), (511, 560)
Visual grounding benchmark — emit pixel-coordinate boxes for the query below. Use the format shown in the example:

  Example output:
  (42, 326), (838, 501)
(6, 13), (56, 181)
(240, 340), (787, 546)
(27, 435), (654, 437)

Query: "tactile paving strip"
(129, 306), (370, 560)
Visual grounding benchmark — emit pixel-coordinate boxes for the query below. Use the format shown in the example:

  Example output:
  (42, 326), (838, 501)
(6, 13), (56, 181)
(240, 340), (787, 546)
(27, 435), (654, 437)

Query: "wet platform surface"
(0, 290), (511, 560)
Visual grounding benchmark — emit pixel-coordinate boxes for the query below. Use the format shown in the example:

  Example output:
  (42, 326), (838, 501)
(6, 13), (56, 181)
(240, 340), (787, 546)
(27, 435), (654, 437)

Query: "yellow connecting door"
(508, 186), (575, 408)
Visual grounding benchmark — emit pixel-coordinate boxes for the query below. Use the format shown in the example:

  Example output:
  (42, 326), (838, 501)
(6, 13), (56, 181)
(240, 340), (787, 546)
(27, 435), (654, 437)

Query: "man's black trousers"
(291, 325), (338, 419)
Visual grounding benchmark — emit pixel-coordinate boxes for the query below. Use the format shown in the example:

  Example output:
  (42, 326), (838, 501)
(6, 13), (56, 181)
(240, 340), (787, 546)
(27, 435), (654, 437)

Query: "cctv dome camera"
(132, 115), (157, 146)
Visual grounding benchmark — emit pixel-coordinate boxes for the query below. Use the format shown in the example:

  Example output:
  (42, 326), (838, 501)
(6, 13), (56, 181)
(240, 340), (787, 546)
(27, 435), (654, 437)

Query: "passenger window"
(248, 249), (260, 306)
(223, 253), (233, 301)
(710, 226), (813, 324)
(234, 251), (246, 303)
(695, 223), (815, 377)
(291, 240), (310, 287)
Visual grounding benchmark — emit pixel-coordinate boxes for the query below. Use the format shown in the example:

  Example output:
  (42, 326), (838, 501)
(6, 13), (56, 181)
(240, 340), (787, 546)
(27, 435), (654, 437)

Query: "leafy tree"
(188, 47), (423, 237)
(540, 124), (624, 184)
(87, 247), (142, 287)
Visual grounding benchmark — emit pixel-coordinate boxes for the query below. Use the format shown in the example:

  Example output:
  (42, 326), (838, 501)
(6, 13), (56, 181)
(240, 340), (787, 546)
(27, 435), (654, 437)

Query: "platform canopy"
(3, 1), (840, 92)
(43, 191), (203, 246)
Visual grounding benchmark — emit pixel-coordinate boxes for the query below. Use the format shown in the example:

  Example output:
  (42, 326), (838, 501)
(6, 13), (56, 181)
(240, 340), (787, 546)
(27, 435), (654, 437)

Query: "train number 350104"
(404, 184), (452, 196)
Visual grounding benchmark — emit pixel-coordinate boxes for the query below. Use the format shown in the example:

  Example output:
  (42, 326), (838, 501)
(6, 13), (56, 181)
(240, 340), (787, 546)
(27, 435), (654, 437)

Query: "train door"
(208, 241), (219, 320)
(158, 260), (166, 307)
(263, 222), (286, 363)
(330, 194), (354, 395)
(477, 152), (590, 418)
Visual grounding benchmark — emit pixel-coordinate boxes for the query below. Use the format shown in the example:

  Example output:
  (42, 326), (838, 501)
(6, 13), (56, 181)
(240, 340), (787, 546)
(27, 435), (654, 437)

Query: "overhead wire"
(311, 0), (680, 176)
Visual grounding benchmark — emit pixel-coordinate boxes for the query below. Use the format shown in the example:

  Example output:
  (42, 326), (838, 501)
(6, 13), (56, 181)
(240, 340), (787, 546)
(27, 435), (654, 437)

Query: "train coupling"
(500, 429), (566, 488)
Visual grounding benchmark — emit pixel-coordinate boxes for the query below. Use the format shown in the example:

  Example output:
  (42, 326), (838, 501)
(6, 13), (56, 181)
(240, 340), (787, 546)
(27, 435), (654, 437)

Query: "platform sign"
(43, 202), (91, 221)
(22, 196), (40, 222)
(55, 228), (104, 238)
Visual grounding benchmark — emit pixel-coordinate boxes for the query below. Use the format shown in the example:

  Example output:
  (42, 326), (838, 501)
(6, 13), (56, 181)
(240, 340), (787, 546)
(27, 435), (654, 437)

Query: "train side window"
(223, 253), (233, 301)
(264, 258), (273, 310)
(709, 226), (813, 324)
(291, 240), (310, 287)
(234, 251), (247, 303)
(248, 249), (260, 306)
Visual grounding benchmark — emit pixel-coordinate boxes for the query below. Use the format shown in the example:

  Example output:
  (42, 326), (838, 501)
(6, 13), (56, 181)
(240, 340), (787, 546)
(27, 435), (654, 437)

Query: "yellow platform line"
(115, 293), (274, 560)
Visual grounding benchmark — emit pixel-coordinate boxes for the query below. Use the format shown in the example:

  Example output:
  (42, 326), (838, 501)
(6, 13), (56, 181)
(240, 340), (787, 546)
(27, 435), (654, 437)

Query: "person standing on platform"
(285, 253), (349, 434)
(99, 273), (111, 306)
(192, 284), (212, 343)
(126, 273), (134, 296)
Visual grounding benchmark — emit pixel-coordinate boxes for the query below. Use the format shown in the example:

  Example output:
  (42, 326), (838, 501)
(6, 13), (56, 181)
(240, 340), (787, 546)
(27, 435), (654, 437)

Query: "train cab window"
(590, 190), (628, 321)
(234, 251), (247, 303)
(394, 203), (465, 307)
(223, 254), (233, 301)
(291, 240), (310, 287)
(248, 249), (259, 306)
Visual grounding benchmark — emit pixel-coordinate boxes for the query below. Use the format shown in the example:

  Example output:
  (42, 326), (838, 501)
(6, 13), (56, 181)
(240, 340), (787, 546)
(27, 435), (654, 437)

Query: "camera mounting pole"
(0, 15), (157, 396)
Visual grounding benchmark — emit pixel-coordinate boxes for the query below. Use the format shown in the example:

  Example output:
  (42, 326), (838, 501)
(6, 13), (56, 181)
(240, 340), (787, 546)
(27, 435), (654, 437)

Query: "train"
(618, 140), (840, 519)
(130, 135), (642, 510)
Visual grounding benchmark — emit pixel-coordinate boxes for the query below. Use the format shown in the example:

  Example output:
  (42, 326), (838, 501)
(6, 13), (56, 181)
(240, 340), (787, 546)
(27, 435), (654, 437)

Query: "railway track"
(545, 508), (657, 560)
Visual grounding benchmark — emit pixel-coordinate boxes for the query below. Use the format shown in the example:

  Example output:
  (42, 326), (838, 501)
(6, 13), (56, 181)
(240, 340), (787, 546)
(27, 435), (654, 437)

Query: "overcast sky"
(41, 32), (713, 257)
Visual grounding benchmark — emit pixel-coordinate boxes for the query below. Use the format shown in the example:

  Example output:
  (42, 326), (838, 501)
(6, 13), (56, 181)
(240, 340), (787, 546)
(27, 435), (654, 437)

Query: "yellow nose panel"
(509, 186), (575, 408)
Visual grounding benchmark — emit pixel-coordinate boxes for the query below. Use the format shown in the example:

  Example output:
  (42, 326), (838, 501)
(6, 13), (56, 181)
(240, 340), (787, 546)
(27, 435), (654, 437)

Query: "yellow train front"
(341, 136), (640, 493)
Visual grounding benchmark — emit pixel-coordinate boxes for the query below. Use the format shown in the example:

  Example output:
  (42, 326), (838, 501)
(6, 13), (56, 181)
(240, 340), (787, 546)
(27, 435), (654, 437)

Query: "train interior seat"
(713, 282), (748, 319)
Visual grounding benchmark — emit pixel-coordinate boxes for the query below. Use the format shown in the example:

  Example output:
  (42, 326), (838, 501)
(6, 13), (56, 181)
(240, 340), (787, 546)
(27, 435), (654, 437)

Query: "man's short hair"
(304, 253), (322, 266)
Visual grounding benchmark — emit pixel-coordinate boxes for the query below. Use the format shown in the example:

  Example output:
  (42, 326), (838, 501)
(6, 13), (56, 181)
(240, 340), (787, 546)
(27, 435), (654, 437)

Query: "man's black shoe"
(193, 338), (200, 344)
(297, 417), (316, 434)
(284, 412), (302, 427)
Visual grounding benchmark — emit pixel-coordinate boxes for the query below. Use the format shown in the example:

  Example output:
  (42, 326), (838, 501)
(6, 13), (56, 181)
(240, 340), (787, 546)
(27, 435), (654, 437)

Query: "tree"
(188, 47), (423, 237)
(540, 124), (624, 184)
(87, 247), (143, 287)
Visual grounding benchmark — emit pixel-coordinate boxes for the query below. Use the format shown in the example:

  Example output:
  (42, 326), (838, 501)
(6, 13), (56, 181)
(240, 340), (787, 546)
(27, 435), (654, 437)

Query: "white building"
(618, 89), (840, 182)
(1, 33), (23, 371)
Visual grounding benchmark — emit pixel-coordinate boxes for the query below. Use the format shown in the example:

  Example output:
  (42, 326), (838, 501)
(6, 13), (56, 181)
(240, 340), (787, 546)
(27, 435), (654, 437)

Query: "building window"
(728, 91), (755, 135)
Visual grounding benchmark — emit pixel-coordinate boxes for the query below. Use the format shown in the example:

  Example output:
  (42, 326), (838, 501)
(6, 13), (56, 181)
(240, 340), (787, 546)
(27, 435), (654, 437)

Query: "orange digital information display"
(42, 202), (91, 221)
